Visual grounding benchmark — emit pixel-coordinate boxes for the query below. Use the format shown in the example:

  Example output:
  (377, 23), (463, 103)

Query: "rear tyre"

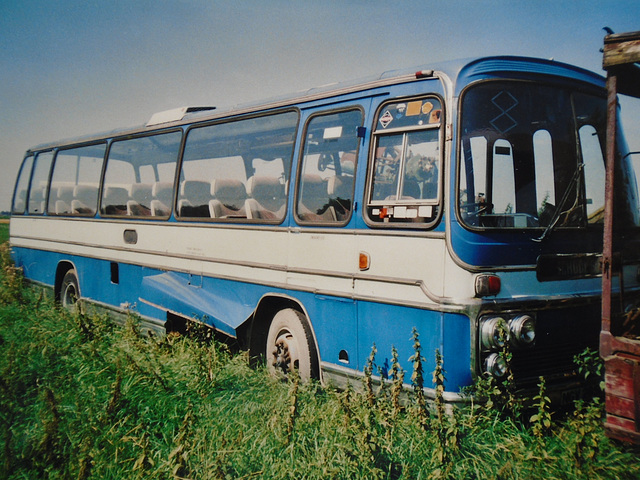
(60, 269), (81, 312)
(266, 308), (319, 381)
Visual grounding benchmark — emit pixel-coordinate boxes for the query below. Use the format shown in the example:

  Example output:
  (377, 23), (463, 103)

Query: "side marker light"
(359, 252), (370, 271)
(475, 274), (501, 297)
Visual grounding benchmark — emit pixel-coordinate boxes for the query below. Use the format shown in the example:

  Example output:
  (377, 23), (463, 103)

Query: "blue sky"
(1, 0), (639, 211)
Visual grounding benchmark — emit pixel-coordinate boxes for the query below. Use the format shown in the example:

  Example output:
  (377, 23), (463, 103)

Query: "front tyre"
(266, 308), (319, 381)
(60, 269), (81, 312)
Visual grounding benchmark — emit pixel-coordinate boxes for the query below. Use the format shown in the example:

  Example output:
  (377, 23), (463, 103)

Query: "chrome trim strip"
(320, 361), (470, 404)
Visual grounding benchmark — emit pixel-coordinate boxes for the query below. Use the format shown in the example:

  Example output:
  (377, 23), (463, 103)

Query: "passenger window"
(101, 131), (181, 217)
(179, 110), (298, 222)
(367, 98), (442, 225)
(28, 152), (54, 215)
(48, 143), (106, 216)
(295, 109), (363, 224)
(12, 155), (34, 214)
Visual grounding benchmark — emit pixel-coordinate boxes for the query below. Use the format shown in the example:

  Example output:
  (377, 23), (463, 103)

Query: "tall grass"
(0, 240), (639, 479)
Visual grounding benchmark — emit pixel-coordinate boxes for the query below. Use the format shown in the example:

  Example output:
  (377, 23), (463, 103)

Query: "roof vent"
(146, 106), (216, 126)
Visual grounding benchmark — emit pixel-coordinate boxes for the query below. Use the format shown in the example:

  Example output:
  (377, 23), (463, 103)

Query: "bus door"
(288, 104), (367, 371)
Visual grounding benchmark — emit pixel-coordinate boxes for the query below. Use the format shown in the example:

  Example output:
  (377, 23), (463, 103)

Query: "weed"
(431, 349), (459, 479)
(574, 347), (605, 395)
(389, 346), (404, 420)
(0, 243), (23, 305)
(167, 405), (195, 478)
(364, 343), (377, 408)
(286, 371), (300, 444)
(565, 398), (605, 471)
(409, 327), (429, 430)
(530, 376), (552, 438)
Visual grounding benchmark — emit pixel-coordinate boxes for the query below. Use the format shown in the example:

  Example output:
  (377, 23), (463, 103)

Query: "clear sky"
(1, 0), (639, 212)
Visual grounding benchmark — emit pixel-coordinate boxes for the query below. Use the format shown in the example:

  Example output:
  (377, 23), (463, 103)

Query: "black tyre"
(266, 308), (319, 380)
(60, 269), (81, 312)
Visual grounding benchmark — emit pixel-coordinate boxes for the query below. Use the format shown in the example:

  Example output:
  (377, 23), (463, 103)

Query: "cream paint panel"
(11, 217), (290, 287)
(12, 217), (454, 307)
(354, 234), (446, 306)
(287, 229), (356, 294)
(441, 251), (477, 300)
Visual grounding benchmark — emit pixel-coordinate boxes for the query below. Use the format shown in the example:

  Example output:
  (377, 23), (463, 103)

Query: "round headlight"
(509, 315), (536, 347)
(480, 316), (508, 350)
(484, 353), (508, 378)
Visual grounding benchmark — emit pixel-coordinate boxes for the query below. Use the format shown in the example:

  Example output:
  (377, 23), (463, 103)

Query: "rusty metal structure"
(601, 29), (640, 444)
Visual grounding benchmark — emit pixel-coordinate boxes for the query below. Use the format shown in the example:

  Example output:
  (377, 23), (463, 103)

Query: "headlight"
(509, 315), (536, 346)
(480, 316), (508, 350)
(484, 353), (508, 378)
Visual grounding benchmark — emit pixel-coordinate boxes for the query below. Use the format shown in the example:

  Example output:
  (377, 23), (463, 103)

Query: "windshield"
(458, 81), (612, 231)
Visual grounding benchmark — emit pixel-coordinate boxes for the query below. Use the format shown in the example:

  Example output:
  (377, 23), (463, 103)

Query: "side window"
(47, 143), (106, 216)
(101, 131), (182, 217)
(12, 155), (34, 215)
(27, 151), (54, 215)
(579, 124), (605, 224)
(367, 98), (442, 225)
(295, 109), (363, 224)
(179, 110), (298, 222)
(491, 139), (516, 214)
(533, 130), (555, 213)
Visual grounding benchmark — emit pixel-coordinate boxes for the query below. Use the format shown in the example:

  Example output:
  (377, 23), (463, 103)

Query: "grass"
(0, 236), (639, 479)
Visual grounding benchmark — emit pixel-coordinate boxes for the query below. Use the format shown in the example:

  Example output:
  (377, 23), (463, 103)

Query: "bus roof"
(26, 55), (605, 154)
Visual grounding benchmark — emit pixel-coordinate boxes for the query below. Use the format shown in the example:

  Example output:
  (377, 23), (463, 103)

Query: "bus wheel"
(266, 308), (318, 381)
(60, 269), (81, 312)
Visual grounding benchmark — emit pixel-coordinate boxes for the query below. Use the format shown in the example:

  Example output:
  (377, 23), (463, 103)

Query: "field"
(1, 222), (639, 479)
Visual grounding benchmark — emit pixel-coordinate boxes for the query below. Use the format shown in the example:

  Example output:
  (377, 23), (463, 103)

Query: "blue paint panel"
(140, 272), (255, 336)
(358, 302), (440, 387)
(14, 246), (472, 391)
(441, 312), (472, 392)
(448, 217), (603, 267)
(304, 294), (358, 369)
(454, 56), (605, 96)
(13, 246), (57, 285)
(356, 302), (472, 392)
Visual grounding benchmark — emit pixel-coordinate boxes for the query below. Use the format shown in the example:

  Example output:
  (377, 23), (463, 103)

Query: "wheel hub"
(272, 333), (297, 374)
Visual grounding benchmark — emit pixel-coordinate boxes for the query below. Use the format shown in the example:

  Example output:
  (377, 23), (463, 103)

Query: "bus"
(11, 55), (640, 404)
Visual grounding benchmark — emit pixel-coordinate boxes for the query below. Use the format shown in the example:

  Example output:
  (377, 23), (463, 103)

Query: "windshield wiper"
(533, 163), (583, 243)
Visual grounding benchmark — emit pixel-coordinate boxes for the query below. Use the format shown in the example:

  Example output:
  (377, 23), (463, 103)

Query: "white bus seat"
(72, 184), (99, 215)
(13, 189), (27, 213)
(340, 152), (356, 175)
(326, 175), (353, 221)
(127, 183), (153, 216)
(178, 180), (211, 217)
(382, 178), (421, 202)
(401, 178), (420, 199)
(245, 176), (286, 220)
(150, 181), (173, 216)
(102, 186), (130, 215)
(28, 185), (47, 214)
(209, 179), (247, 218)
(297, 174), (335, 222)
(53, 185), (75, 215)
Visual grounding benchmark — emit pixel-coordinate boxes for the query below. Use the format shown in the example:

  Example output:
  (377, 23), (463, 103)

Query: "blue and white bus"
(11, 56), (640, 403)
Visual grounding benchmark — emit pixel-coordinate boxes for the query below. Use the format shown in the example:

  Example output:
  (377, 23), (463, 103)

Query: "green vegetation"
(0, 221), (9, 244)
(0, 240), (639, 479)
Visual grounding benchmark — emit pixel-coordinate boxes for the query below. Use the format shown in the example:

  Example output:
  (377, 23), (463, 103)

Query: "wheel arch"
(241, 293), (322, 379)
(54, 260), (79, 301)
